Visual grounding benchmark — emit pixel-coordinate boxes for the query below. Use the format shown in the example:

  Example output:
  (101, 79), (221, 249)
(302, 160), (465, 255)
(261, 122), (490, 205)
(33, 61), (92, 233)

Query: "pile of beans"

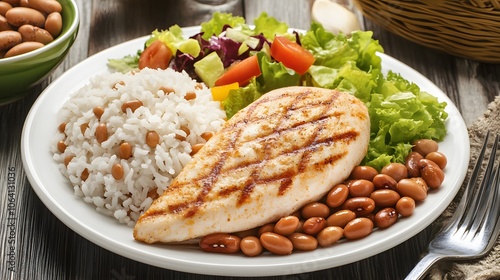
(199, 139), (447, 256)
(0, 0), (63, 58)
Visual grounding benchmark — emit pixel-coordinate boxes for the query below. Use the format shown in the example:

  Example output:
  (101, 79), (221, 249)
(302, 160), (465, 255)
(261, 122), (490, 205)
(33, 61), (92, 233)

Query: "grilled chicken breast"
(134, 86), (370, 243)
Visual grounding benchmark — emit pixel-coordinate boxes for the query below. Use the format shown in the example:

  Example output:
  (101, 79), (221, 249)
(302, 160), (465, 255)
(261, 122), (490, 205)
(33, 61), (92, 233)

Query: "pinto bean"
(274, 215), (300, 236)
(0, 30), (21, 50)
(412, 139), (438, 156)
(44, 11), (62, 37)
(119, 142), (133, 159)
(93, 106), (104, 120)
(326, 209), (356, 228)
(80, 168), (89, 181)
(259, 232), (293, 255)
(58, 122), (66, 133)
(405, 151), (424, 178)
(302, 217), (327, 235)
(301, 202), (330, 219)
(418, 159), (445, 189)
(288, 233), (318, 251)
(350, 165), (378, 181)
(201, 131), (214, 141)
(370, 189), (400, 208)
(0, 15), (11, 31)
(381, 162), (408, 182)
(374, 208), (398, 229)
(111, 163), (124, 180)
(344, 217), (373, 240)
(348, 179), (375, 197)
(200, 233), (241, 254)
(5, 7), (44, 27)
(425, 151), (447, 170)
(396, 196), (416, 217)
(0, 2), (12, 17)
(121, 100), (143, 113)
(4, 40), (42, 56)
(317, 226), (343, 247)
(326, 183), (349, 208)
(95, 123), (108, 144)
(372, 174), (397, 190)
(57, 140), (66, 153)
(18, 24), (54, 44)
(240, 236), (262, 257)
(342, 197), (376, 216)
(396, 177), (428, 201)
(64, 155), (73, 167)
(28, 0), (62, 14)
(184, 91), (197, 100)
(146, 131), (160, 148)
(190, 143), (204, 156)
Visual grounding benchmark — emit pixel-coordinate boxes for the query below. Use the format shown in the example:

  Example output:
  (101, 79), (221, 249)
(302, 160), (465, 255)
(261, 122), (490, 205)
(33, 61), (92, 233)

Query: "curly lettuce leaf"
(361, 71), (448, 169)
(256, 52), (301, 93)
(300, 22), (447, 170)
(308, 61), (379, 103)
(146, 25), (200, 57)
(301, 23), (383, 71)
(200, 12), (248, 40)
(222, 82), (263, 119)
(107, 51), (140, 73)
(253, 12), (289, 39)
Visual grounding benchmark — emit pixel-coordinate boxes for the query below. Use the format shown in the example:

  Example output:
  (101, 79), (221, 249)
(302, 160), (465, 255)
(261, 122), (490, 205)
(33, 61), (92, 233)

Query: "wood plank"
(88, 0), (244, 55)
(244, 0), (311, 29)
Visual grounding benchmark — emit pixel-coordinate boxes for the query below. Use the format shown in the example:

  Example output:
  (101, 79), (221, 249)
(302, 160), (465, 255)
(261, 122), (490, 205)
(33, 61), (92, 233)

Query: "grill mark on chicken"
(274, 90), (343, 195)
(144, 88), (362, 218)
(165, 107), (257, 217)
(134, 87), (370, 243)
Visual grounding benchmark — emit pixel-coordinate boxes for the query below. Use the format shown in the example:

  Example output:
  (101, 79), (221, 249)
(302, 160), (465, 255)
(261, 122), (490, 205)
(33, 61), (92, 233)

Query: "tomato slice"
(271, 36), (315, 75)
(214, 55), (261, 87)
(139, 40), (173, 70)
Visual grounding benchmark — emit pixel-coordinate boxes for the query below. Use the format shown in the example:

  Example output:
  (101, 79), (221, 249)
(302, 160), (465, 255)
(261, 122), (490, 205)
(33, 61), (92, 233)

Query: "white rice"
(51, 68), (226, 226)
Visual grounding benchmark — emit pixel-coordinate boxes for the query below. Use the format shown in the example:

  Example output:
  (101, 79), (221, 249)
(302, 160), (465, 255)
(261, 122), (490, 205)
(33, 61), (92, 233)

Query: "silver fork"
(405, 131), (500, 280)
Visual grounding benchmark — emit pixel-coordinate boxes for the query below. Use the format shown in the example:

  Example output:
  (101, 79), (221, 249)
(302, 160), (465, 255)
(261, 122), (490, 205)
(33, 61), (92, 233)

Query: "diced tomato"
(270, 36), (315, 75)
(138, 40), (173, 70)
(214, 55), (261, 87)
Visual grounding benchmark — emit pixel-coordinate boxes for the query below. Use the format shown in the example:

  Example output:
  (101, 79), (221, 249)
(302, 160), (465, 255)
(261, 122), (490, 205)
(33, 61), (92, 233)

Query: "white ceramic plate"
(21, 27), (469, 277)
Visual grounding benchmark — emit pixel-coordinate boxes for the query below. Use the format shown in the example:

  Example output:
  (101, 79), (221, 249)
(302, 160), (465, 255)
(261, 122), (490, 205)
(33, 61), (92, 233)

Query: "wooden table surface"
(1, 1), (499, 279)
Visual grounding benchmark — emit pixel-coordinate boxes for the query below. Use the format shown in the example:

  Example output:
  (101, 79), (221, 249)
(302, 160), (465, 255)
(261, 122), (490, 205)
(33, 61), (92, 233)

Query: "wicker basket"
(352, 0), (500, 63)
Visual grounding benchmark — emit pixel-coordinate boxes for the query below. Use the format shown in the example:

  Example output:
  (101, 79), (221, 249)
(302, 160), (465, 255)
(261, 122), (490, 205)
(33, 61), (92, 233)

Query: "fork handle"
(405, 252), (444, 280)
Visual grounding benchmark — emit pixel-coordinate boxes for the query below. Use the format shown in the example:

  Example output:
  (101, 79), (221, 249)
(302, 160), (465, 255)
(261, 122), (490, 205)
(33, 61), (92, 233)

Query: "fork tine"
(464, 133), (499, 239)
(444, 131), (491, 232)
(481, 134), (500, 250)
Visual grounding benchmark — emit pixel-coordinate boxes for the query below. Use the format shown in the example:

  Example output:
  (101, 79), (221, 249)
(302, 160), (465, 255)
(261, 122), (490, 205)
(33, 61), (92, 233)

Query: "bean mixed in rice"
(52, 68), (226, 226)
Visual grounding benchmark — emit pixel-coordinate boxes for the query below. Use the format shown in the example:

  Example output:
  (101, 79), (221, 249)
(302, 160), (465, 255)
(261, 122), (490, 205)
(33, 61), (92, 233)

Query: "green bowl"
(0, 0), (79, 104)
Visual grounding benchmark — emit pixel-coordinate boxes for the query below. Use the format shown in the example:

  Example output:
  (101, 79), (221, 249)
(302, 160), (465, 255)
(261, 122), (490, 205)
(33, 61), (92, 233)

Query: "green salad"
(108, 12), (448, 171)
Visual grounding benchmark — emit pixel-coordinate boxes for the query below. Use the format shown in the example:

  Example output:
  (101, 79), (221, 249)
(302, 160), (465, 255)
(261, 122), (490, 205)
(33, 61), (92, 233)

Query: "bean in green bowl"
(0, 0), (79, 104)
